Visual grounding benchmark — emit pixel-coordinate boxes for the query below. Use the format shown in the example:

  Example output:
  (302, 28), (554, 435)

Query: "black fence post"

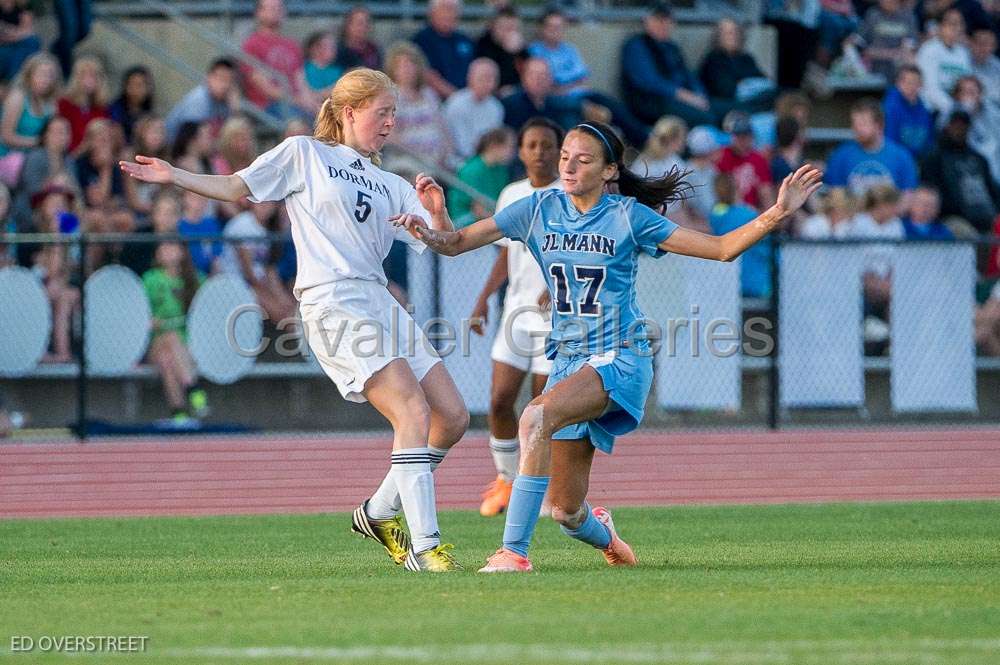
(431, 252), (441, 351)
(768, 235), (781, 430)
(76, 234), (87, 442)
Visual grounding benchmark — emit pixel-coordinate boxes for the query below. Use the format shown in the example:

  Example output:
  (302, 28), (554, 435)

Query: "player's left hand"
(776, 164), (823, 216)
(414, 173), (445, 217)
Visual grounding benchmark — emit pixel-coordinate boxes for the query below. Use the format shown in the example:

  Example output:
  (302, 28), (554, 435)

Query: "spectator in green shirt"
(296, 30), (344, 116)
(447, 126), (515, 228)
(142, 241), (209, 422)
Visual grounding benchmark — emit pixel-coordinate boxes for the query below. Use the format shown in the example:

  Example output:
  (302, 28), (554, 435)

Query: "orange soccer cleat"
(591, 506), (637, 567)
(478, 547), (533, 573)
(479, 475), (513, 517)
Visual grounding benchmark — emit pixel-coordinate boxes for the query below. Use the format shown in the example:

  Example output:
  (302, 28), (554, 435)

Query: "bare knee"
(435, 399), (469, 444)
(391, 393), (432, 435)
(551, 502), (587, 529)
(518, 399), (548, 447)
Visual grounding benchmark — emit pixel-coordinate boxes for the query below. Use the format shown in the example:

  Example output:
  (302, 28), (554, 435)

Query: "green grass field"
(1, 501), (998, 664)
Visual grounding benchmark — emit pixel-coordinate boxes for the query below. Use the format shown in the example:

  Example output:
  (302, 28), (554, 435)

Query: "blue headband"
(575, 123), (616, 162)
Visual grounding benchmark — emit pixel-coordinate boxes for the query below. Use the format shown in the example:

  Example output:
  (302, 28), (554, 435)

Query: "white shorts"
(490, 309), (552, 375)
(299, 280), (441, 403)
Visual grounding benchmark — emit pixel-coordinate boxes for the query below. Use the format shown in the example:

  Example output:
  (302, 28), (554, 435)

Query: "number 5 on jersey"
(549, 263), (606, 317)
(354, 191), (372, 223)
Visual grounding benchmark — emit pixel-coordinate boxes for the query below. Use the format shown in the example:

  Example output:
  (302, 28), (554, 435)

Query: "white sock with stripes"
(387, 448), (440, 553)
(489, 436), (520, 482)
(366, 446), (448, 520)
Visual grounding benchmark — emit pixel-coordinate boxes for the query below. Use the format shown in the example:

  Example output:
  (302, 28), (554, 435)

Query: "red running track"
(2, 428), (1000, 519)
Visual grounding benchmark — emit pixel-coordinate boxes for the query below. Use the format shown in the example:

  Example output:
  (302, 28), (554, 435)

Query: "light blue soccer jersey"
(493, 189), (679, 358)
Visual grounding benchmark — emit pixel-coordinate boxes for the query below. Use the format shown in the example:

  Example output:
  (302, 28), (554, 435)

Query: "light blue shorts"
(546, 347), (653, 454)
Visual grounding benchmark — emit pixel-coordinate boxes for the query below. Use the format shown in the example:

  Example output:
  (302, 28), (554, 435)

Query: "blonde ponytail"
(313, 68), (396, 166)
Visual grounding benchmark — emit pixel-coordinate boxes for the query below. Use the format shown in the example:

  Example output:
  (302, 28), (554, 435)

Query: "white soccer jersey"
(495, 178), (560, 321)
(236, 136), (428, 304)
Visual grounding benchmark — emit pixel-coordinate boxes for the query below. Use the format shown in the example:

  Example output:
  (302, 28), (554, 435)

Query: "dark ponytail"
(574, 121), (692, 212)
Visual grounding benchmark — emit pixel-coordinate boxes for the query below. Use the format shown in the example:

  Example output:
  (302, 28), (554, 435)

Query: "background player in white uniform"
(469, 117), (563, 517)
(121, 69), (468, 573)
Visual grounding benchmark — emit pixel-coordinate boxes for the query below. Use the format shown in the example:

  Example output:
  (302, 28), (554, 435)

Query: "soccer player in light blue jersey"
(394, 121), (821, 572)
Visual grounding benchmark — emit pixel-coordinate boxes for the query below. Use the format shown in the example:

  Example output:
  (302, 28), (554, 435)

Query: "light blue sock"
(501, 475), (550, 557)
(560, 504), (611, 549)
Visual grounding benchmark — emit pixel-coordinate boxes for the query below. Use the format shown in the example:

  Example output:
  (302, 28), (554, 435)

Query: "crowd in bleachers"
(2, 0), (1000, 416)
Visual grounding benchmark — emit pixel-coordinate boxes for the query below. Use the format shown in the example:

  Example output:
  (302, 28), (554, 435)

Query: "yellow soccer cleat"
(479, 475), (514, 517)
(403, 543), (463, 572)
(351, 501), (410, 565)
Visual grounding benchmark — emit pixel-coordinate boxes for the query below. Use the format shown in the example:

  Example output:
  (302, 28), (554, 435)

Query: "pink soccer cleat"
(592, 506), (637, 567)
(478, 548), (534, 573)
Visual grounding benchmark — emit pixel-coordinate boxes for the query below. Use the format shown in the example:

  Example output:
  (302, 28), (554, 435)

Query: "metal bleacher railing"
(92, 0), (763, 25)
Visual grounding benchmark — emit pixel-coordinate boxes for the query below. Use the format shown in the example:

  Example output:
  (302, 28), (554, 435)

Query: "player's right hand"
(537, 290), (551, 313)
(469, 298), (489, 336)
(119, 155), (174, 184)
(390, 213), (428, 241)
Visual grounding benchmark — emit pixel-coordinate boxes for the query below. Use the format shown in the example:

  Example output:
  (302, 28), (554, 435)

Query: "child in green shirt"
(447, 126), (515, 228)
(142, 242), (208, 422)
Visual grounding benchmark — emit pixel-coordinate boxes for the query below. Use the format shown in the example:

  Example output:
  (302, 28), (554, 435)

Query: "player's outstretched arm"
(658, 164), (822, 262)
(119, 155), (250, 203)
(392, 214), (503, 257)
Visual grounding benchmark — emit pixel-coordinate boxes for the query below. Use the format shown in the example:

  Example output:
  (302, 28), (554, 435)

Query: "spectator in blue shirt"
(528, 9), (590, 95)
(710, 172), (773, 297)
(528, 8), (649, 147)
(825, 98), (919, 201)
(901, 184), (954, 239)
(178, 189), (222, 275)
(411, 0), (475, 99)
(164, 58), (239, 142)
(620, 2), (716, 128)
(883, 65), (934, 159)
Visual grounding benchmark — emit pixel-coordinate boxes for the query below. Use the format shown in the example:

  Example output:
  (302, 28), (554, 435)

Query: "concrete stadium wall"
(4, 370), (998, 432)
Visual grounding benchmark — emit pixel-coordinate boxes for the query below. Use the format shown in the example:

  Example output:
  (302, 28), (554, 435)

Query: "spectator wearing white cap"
(685, 125), (722, 221)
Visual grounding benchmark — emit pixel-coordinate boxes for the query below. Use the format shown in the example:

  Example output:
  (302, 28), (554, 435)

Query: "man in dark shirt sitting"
(620, 2), (716, 127)
(412, 0), (475, 99)
(501, 58), (582, 131)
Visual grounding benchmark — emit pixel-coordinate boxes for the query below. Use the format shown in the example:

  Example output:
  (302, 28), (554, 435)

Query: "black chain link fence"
(1, 234), (998, 438)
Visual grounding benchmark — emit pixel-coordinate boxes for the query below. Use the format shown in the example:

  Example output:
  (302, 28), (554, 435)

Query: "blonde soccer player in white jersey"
(469, 117), (564, 517)
(120, 69), (468, 572)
